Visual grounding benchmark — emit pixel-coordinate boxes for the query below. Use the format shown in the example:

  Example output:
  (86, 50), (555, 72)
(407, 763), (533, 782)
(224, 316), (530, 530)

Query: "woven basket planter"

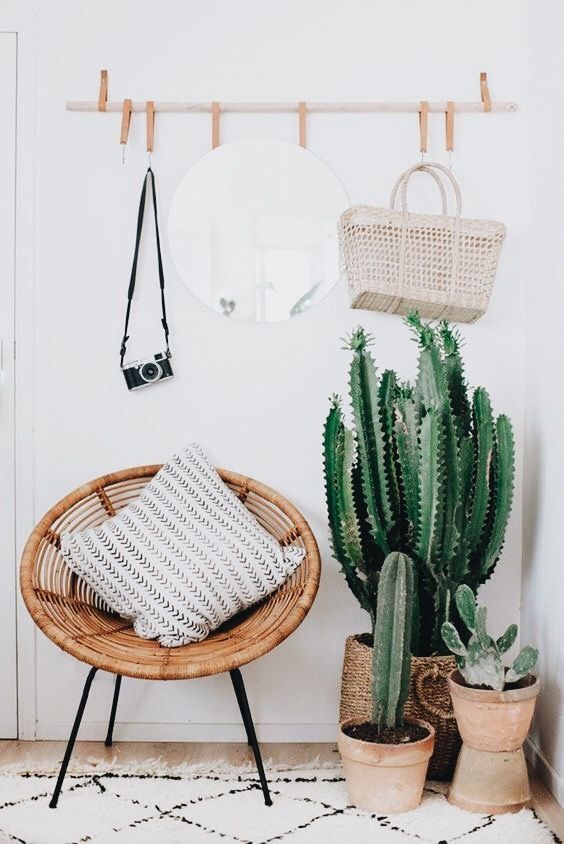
(339, 162), (506, 323)
(339, 634), (461, 781)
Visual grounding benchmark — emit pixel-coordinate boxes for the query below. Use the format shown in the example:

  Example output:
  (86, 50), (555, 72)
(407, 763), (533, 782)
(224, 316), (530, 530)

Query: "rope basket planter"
(339, 634), (461, 781)
(20, 466), (321, 681)
(339, 162), (506, 323)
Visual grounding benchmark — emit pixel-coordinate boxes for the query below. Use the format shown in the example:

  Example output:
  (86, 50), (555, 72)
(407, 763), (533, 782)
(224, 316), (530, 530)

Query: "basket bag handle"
(390, 162), (463, 218)
(390, 166), (449, 215)
(389, 162), (463, 318)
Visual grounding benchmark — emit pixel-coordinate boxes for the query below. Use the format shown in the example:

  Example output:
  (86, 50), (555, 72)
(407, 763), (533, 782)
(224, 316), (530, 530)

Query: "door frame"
(0, 30), (18, 738)
(1, 10), (37, 739)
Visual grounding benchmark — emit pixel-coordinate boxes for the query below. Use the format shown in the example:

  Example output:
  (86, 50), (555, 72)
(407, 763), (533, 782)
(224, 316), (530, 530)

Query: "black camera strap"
(120, 167), (171, 367)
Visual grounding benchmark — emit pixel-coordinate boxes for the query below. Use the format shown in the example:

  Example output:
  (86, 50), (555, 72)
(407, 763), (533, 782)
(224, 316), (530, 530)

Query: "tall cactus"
(323, 314), (515, 655)
(372, 552), (414, 730)
(323, 396), (378, 621)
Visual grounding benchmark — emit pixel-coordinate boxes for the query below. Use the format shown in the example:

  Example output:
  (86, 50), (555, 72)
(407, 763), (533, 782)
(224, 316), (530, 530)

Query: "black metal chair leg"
(49, 666), (98, 808)
(104, 674), (122, 747)
(231, 671), (252, 746)
(230, 668), (272, 806)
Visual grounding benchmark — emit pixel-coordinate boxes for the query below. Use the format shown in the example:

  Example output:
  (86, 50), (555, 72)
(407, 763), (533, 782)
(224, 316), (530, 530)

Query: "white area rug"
(0, 764), (558, 844)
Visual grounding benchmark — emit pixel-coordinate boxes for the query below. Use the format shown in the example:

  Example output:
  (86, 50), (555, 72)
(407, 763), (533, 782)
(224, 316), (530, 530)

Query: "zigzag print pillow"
(60, 444), (305, 647)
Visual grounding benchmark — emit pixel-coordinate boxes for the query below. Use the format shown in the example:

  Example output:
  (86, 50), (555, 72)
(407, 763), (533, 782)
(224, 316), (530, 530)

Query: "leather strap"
(146, 101), (155, 153)
(446, 101), (455, 152)
(120, 98), (132, 145)
(298, 101), (307, 148)
(120, 168), (170, 367)
(419, 101), (429, 153)
(480, 72), (492, 112)
(98, 70), (108, 112)
(211, 101), (220, 149)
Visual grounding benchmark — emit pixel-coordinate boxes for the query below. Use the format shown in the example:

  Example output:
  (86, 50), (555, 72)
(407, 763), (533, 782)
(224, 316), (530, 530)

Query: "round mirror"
(168, 138), (349, 323)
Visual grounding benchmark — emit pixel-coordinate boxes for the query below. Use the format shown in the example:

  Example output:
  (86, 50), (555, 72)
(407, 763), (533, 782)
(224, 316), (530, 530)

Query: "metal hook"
(147, 150), (152, 168)
(121, 144), (126, 165)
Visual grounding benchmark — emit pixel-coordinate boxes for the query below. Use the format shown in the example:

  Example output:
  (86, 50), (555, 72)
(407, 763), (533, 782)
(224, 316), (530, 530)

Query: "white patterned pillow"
(60, 444), (305, 647)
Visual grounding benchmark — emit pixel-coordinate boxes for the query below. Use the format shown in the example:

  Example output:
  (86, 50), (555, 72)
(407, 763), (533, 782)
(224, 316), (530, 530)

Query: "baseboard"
(0, 723), (17, 740)
(34, 722), (338, 743)
(526, 737), (564, 807)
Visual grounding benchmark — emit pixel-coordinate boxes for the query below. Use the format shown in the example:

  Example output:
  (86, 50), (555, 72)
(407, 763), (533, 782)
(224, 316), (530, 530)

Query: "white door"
(0, 32), (17, 738)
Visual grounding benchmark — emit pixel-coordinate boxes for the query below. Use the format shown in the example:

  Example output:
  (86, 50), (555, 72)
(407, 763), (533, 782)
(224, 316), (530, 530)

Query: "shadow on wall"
(521, 426), (561, 770)
(522, 424), (541, 579)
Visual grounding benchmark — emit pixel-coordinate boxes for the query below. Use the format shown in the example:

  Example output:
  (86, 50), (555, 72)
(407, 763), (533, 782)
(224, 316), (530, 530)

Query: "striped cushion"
(60, 444), (304, 647)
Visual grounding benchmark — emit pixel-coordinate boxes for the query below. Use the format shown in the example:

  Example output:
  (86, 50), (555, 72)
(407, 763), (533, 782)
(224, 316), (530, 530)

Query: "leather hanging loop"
(445, 101), (455, 152)
(120, 98), (132, 146)
(298, 101), (307, 148)
(98, 69), (108, 112)
(419, 100), (429, 154)
(480, 72), (492, 112)
(211, 101), (220, 149)
(146, 101), (155, 153)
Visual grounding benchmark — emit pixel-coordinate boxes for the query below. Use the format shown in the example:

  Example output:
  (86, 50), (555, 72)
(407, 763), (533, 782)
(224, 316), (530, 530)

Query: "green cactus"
(348, 328), (393, 553)
(372, 552), (414, 730)
(441, 585), (538, 691)
(323, 314), (515, 655)
(323, 397), (376, 621)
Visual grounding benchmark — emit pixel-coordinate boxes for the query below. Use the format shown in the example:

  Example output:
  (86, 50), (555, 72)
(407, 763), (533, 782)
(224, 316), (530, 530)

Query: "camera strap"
(120, 167), (170, 367)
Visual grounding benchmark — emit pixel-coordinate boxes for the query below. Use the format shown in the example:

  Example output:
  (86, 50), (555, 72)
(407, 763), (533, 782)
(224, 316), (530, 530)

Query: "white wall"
(522, 0), (564, 805)
(8, 0), (529, 744)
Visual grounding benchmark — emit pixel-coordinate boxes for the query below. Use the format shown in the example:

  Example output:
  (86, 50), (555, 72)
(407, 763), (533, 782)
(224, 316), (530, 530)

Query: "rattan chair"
(20, 465), (321, 808)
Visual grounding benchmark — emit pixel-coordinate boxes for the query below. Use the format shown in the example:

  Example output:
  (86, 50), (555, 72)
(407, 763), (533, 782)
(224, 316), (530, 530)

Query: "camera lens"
(140, 361), (162, 382)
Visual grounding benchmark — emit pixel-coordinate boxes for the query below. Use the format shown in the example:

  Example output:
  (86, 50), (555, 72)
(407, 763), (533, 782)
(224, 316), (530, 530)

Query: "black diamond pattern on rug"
(0, 770), (559, 843)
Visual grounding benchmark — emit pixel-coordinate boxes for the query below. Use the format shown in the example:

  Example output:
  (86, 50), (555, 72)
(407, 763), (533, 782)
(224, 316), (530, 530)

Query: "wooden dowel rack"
(70, 71), (516, 152)
(66, 100), (517, 114)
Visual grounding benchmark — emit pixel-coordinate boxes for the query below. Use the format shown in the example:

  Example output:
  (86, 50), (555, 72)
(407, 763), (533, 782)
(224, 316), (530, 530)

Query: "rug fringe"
(0, 755), (341, 777)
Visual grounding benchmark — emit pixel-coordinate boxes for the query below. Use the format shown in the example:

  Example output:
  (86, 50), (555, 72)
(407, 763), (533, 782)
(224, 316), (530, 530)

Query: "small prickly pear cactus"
(372, 552), (414, 730)
(441, 585), (538, 692)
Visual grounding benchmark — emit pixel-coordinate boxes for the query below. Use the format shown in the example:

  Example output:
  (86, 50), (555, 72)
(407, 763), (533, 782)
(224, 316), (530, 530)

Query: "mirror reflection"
(168, 138), (349, 323)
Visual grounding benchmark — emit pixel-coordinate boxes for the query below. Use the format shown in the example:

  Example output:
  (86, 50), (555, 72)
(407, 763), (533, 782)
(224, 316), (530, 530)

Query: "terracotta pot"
(447, 670), (540, 814)
(448, 670), (540, 752)
(340, 634), (460, 779)
(338, 717), (435, 813)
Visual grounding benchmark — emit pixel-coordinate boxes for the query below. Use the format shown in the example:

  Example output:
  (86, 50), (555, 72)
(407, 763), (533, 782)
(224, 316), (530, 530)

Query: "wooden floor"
(0, 739), (340, 770)
(1, 741), (562, 838)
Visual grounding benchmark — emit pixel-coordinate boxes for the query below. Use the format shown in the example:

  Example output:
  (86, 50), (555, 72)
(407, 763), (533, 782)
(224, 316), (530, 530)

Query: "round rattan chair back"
(20, 466), (321, 681)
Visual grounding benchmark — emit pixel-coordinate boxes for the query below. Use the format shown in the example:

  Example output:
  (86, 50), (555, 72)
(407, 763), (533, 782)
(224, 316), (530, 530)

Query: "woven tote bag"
(339, 162), (506, 323)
